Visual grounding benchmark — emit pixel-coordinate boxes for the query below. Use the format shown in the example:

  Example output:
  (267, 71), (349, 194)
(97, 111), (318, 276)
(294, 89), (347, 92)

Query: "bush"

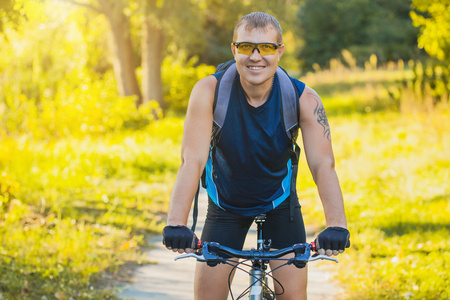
(162, 56), (216, 114)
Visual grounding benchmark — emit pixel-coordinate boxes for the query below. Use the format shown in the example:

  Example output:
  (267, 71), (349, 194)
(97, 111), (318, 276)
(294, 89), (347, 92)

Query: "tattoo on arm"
(309, 93), (331, 140)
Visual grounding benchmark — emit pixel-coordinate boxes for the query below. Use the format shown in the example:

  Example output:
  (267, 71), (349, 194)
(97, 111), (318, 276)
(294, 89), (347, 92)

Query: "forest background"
(0, 0), (449, 299)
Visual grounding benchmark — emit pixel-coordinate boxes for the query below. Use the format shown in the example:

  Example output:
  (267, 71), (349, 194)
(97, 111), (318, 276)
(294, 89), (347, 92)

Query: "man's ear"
(277, 44), (285, 62)
(231, 43), (237, 58)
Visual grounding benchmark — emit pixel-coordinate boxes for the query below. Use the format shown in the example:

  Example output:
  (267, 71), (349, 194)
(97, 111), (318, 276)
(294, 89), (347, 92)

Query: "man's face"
(232, 24), (284, 87)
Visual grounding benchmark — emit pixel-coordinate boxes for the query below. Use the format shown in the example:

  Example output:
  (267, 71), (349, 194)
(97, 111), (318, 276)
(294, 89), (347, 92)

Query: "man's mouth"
(247, 66), (265, 70)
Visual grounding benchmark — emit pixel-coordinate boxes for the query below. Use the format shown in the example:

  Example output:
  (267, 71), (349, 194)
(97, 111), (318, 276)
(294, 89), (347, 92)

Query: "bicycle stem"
(255, 214), (267, 251)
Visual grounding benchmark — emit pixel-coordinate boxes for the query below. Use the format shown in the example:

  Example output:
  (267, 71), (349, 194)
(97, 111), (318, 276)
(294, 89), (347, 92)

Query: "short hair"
(233, 12), (283, 43)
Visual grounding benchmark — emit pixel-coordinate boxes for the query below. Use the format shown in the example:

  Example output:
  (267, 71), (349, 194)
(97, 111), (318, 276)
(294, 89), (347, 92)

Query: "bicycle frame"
(249, 214), (271, 300)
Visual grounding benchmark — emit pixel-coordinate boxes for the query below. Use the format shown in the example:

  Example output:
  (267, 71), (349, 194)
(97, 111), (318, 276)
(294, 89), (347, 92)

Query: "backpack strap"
(288, 143), (301, 221)
(200, 62), (237, 189)
(277, 67), (301, 222)
(212, 62), (237, 141)
(277, 67), (299, 142)
(190, 181), (200, 232)
(216, 59), (236, 73)
(192, 61), (236, 233)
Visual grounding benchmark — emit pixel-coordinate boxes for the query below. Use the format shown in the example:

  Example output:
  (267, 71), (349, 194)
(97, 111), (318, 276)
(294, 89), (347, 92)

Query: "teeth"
(249, 66), (264, 70)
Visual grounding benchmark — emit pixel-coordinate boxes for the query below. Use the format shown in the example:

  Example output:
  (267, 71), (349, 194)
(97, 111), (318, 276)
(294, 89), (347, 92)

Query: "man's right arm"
(164, 75), (216, 252)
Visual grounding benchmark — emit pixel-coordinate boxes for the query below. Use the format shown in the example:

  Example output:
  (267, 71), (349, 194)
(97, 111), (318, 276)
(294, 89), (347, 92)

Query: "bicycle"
(175, 213), (338, 300)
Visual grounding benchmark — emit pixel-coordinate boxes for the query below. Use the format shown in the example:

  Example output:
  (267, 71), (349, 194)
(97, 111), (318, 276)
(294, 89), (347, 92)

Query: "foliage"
(411, 0), (450, 62)
(301, 54), (450, 113)
(161, 56), (216, 114)
(409, 59), (449, 107)
(331, 111), (450, 300)
(0, 3), (162, 138)
(296, 0), (420, 70)
(149, 0), (207, 58)
(0, 0), (24, 33)
(410, 0), (450, 105)
(301, 57), (423, 114)
(0, 118), (183, 299)
(0, 67), (162, 138)
(298, 66), (450, 300)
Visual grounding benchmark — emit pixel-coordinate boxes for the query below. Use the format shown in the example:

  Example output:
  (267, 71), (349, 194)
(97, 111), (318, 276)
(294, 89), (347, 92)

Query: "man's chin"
(244, 74), (273, 86)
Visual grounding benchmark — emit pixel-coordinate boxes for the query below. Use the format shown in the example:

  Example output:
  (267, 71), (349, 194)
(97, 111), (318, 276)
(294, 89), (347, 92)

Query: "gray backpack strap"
(199, 62), (236, 190)
(276, 67), (301, 222)
(277, 67), (299, 141)
(213, 63), (237, 132)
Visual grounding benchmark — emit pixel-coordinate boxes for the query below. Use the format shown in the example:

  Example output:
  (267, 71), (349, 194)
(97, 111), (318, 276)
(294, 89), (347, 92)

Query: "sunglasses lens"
(258, 44), (277, 55)
(236, 43), (278, 56)
(237, 43), (254, 55)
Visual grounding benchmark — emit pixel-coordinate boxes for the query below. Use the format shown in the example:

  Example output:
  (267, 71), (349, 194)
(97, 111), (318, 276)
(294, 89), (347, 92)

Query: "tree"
(141, 0), (163, 108)
(410, 0), (450, 63)
(140, 0), (206, 109)
(97, 0), (142, 105)
(410, 0), (450, 104)
(63, 0), (206, 110)
(0, 0), (25, 33)
(296, 0), (419, 70)
(62, 0), (142, 105)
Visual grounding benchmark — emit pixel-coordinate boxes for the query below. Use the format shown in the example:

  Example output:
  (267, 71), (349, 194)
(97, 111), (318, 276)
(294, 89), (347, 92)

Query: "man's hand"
(162, 225), (199, 254)
(314, 227), (350, 256)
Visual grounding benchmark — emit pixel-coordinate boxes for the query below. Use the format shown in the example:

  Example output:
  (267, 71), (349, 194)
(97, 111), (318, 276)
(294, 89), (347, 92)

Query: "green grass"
(298, 109), (450, 299)
(0, 118), (184, 299)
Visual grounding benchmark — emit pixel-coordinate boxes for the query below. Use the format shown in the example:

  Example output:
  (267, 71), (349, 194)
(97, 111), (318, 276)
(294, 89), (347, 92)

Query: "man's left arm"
(299, 86), (350, 256)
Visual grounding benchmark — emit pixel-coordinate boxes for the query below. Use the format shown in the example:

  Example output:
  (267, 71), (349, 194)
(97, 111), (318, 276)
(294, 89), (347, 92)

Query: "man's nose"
(250, 47), (262, 60)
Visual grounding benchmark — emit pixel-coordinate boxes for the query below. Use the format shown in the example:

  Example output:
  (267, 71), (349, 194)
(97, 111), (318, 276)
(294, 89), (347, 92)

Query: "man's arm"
(299, 86), (348, 255)
(164, 75), (216, 252)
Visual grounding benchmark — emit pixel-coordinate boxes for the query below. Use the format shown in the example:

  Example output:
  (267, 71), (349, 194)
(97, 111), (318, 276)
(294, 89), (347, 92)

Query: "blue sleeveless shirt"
(205, 71), (305, 216)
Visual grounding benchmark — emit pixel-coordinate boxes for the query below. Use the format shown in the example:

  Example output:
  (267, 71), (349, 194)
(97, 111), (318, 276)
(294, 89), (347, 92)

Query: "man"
(163, 12), (350, 300)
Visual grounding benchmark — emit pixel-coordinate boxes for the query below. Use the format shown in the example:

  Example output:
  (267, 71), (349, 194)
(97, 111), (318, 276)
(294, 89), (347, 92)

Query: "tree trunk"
(142, 1), (164, 109)
(97, 0), (142, 106)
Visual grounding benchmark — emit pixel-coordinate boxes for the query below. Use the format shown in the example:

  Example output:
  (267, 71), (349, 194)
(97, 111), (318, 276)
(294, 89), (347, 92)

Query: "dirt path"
(118, 190), (344, 299)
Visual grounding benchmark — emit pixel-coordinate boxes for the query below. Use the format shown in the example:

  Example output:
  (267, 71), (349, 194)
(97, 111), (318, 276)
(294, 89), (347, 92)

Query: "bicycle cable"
(223, 258), (291, 300)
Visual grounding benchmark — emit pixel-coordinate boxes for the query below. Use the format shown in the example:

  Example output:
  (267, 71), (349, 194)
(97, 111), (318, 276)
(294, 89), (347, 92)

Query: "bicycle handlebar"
(175, 241), (338, 266)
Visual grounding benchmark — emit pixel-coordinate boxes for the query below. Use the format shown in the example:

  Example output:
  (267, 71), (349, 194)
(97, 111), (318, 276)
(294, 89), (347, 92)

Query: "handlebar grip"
(196, 240), (202, 249)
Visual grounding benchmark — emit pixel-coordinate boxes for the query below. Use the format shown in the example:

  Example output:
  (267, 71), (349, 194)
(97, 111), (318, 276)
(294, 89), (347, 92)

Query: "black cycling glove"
(315, 227), (350, 251)
(162, 225), (199, 250)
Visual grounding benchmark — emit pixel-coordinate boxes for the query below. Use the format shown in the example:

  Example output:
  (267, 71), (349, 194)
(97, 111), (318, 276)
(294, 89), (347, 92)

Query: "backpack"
(190, 60), (302, 232)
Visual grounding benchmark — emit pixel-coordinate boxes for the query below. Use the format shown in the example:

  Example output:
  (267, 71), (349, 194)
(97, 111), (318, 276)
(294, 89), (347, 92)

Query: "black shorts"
(201, 197), (306, 251)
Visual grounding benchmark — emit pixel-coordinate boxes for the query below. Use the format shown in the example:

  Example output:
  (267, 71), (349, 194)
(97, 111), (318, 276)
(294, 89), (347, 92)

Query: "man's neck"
(240, 76), (274, 108)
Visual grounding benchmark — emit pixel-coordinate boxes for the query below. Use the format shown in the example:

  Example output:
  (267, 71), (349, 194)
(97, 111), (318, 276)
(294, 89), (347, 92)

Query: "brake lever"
(309, 254), (338, 263)
(174, 252), (207, 262)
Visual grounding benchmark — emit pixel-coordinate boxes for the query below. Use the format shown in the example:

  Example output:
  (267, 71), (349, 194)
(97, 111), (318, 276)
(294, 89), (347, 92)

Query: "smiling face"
(232, 24), (285, 88)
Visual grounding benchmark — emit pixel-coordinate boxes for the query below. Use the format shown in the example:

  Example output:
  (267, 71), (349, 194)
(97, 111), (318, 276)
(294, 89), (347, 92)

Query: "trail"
(118, 190), (344, 299)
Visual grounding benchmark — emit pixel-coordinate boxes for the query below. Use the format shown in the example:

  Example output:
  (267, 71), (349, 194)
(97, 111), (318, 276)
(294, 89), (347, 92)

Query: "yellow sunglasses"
(232, 42), (283, 56)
